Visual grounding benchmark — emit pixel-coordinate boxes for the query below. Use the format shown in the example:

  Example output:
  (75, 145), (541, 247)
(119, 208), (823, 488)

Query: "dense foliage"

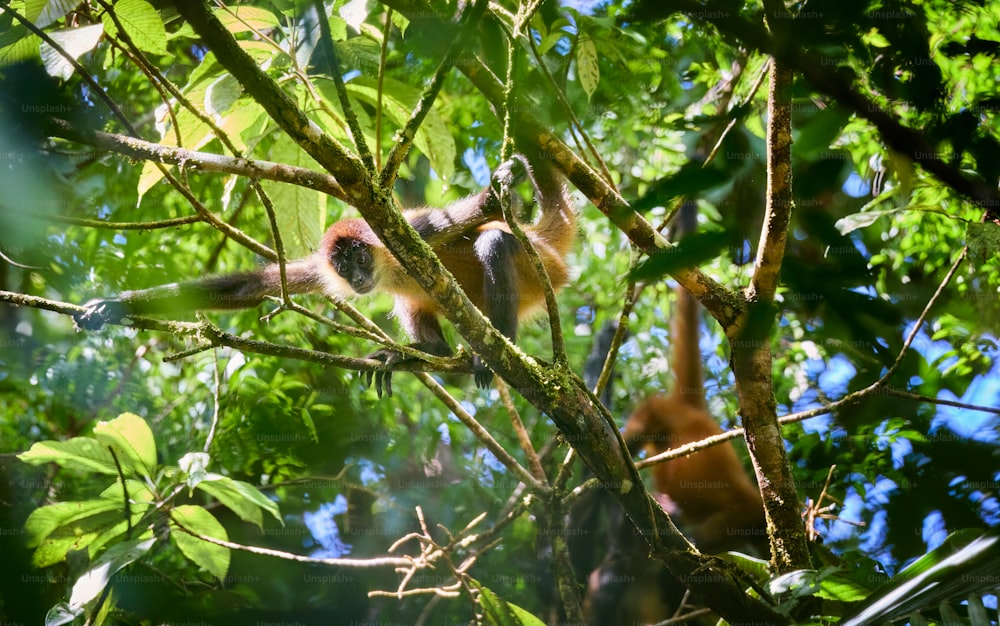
(0, 0), (998, 624)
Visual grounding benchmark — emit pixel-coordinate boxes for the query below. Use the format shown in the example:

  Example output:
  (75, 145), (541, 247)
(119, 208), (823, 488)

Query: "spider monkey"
(623, 202), (767, 555)
(74, 156), (575, 395)
(577, 203), (766, 625)
(557, 321), (680, 626)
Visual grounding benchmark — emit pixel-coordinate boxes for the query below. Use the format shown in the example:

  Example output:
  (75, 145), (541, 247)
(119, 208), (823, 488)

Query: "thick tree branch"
(733, 1), (811, 571)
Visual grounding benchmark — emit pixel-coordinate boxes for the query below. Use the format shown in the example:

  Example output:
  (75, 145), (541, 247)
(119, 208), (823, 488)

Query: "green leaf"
(68, 537), (155, 610)
(25, 499), (121, 548)
(40, 24), (104, 80)
(862, 28), (891, 49)
(0, 25), (39, 64)
(576, 35), (600, 99)
(93, 413), (157, 478)
(769, 569), (824, 599)
(715, 550), (770, 580)
(815, 573), (873, 602)
(28, 508), (127, 568)
(966, 221), (1000, 262)
(261, 136), (326, 257)
(389, 11), (409, 36)
(27, 0), (78, 29)
(835, 209), (902, 235)
(299, 407), (318, 443)
(205, 74), (243, 117)
(327, 15), (349, 42)
(218, 97), (269, 152)
(197, 474), (281, 527)
(103, 0), (166, 55)
(344, 76), (456, 180)
(170, 505), (230, 580)
(19, 438), (120, 476)
(25, 481), (152, 568)
(537, 31), (564, 55)
(630, 230), (729, 281)
(97, 479), (155, 509)
(472, 580), (546, 626)
(842, 530), (1000, 626)
(215, 6), (280, 34)
(632, 163), (729, 211)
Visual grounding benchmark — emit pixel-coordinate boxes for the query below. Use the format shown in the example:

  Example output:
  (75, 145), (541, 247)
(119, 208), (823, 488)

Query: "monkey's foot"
(361, 348), (406, 398)
(361, 342), (452, 398)
(74, 299), (127, 331)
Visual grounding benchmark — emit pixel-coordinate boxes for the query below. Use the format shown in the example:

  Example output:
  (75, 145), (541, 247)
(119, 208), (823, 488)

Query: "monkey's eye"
(356, 249), (371, 268)
(332, 255), (351, 277)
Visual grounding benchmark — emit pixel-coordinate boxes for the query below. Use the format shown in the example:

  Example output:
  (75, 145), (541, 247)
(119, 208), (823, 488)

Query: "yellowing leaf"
(576, 36), (599, 99)
(93, 413), (157, 478)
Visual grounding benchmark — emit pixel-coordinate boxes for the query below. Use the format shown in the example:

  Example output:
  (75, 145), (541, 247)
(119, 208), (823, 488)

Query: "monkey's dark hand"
(472, 356), (494, 389)
(74, 298), (128, 331)
(362, 348), (405, 398)
(362, 341), (452, 398)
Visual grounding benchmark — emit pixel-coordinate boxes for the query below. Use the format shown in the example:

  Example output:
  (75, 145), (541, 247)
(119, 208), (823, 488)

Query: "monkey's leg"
(473, 228), (520, 388)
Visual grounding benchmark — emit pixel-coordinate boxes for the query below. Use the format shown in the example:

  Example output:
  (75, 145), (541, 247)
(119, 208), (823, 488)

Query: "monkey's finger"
(379, 371), (393, 398)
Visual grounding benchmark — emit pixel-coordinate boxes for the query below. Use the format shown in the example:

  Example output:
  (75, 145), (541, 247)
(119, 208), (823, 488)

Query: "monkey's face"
(330, 238), (376, 294)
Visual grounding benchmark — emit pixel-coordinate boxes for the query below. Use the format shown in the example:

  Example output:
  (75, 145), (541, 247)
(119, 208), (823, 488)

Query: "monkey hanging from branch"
(577, 201), (767, 625)
(622, 202), (766, 555)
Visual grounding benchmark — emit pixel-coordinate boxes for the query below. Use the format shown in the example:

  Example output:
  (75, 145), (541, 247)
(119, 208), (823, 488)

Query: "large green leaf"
(170, 505), (230, 580)
(843, 530), (1000, 626)
(197, 474), (282, 528)
(102, 0), (166, 55)
(25, 481), (152, 568)
(19, 438), (120, 476)
(261, 136), (326, 257)
(214, 6), (280, 34)
(345, 76), (456, 180)
(25, 499), (122, 548)
(28, 508), (126, 568)
(630, 230), (730, 281)
(93, 413), (157, 479)
(473, 580), (546, 626)
(576, 34), (600, 99)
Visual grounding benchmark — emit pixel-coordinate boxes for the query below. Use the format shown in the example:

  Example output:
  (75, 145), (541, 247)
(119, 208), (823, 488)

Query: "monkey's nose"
(352, 276), (374, 294)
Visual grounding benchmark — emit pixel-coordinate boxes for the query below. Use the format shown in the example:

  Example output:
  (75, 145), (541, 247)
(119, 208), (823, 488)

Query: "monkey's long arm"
(74, 260), (323, 330)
